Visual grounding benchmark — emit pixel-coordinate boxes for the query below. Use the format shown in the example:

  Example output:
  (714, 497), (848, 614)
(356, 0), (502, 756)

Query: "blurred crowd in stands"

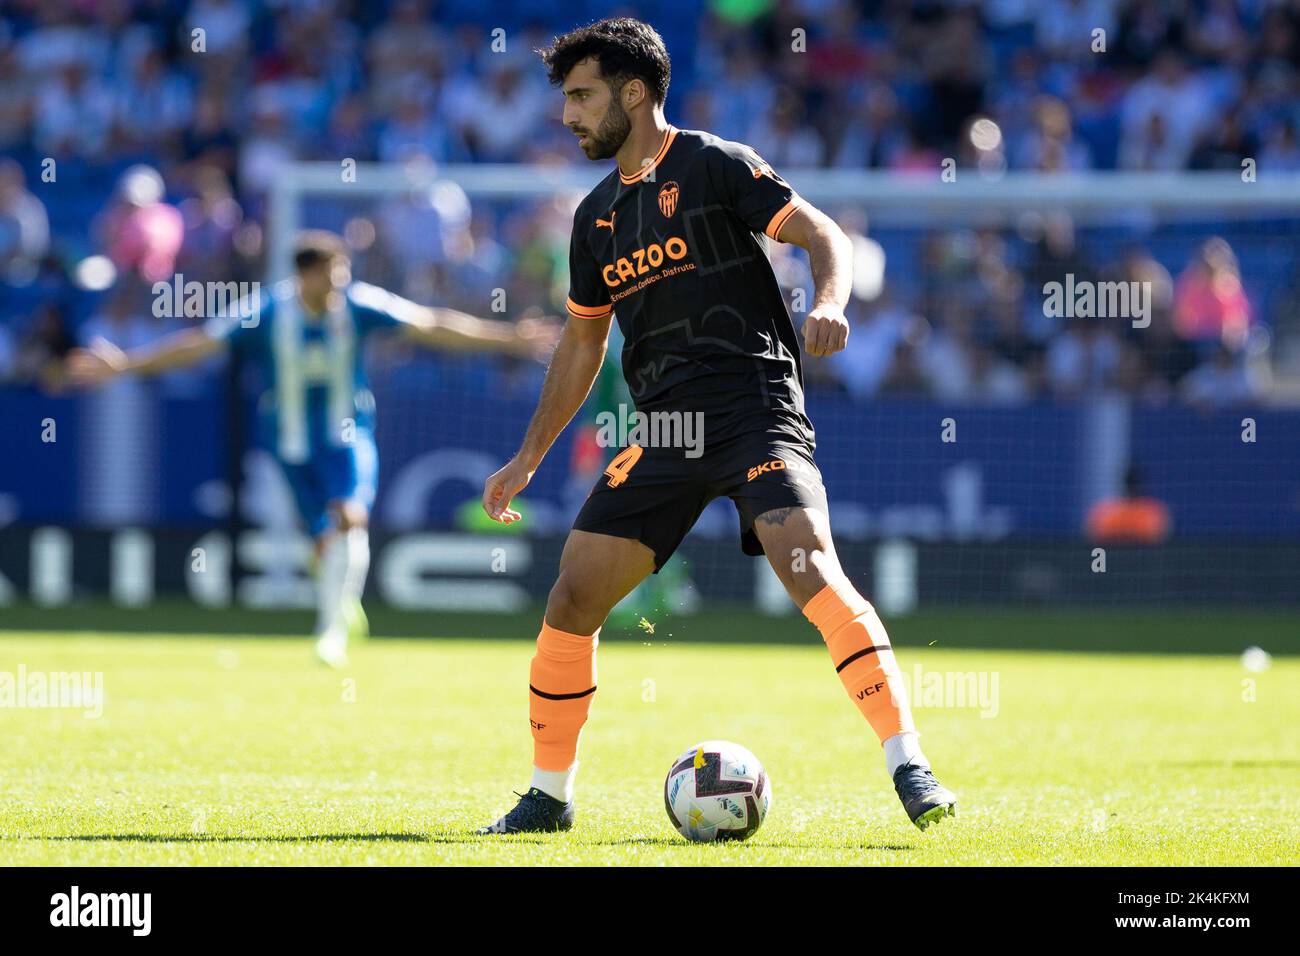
(2, 0), (1296, 406)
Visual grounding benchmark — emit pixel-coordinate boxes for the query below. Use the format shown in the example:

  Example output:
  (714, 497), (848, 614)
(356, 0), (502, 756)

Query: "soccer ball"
(663, 740), (771, 842)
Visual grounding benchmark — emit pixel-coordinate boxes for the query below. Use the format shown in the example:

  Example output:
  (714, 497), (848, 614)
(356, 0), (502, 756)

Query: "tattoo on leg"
(756, 506), (797, 527)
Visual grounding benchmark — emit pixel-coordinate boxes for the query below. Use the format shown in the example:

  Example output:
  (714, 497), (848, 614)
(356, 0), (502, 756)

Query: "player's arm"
(774, 204), (855, 357)
(481, 202), (613, 524)
(714, 141), (854, 356)
(481, 309), (612, 524)
(349, 282), (558, 360)
(400, 305), (557, 360)
(66, 326), (224, 386)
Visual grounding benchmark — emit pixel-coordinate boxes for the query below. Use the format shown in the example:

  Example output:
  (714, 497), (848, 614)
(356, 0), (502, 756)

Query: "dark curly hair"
(538, 17), (671, 106)
(293, 230), (348, 272)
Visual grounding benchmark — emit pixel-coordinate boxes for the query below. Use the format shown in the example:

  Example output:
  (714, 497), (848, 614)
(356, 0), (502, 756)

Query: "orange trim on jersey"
(619, 126), (678, 185)
(567, 297), (613, 320)
(764, 197), (805, 242)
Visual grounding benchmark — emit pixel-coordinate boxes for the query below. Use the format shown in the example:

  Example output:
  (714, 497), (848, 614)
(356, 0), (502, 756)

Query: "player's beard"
(576, 99), (631, 160)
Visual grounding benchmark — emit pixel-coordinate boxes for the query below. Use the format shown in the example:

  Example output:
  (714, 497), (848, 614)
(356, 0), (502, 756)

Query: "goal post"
(269, 164), (1300, 281)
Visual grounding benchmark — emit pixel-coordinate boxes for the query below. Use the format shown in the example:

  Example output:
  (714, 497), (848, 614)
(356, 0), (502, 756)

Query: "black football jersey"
(566, 126), (816, 450)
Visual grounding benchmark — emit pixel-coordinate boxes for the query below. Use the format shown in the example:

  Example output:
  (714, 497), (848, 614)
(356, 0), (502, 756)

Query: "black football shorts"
(571, 430), (830, 572)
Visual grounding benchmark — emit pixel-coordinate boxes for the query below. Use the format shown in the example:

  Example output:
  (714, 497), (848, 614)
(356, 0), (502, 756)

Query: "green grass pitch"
(1, 621), (1296, 866)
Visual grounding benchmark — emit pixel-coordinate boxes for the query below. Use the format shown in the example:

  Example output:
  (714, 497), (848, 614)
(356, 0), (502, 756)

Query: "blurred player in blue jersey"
(69, 230), (556, 666)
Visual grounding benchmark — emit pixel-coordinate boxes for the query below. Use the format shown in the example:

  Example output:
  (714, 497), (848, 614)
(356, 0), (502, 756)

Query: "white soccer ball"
(1241, 645), (1273, 673)
(663, 740), (771, 842)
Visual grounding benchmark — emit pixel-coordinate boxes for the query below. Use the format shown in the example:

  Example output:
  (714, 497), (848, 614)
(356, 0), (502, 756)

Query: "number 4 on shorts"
(604, 444), (644, 487)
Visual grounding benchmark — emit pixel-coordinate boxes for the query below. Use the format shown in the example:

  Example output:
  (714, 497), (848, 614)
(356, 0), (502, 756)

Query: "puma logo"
(595, 211), (616, 231)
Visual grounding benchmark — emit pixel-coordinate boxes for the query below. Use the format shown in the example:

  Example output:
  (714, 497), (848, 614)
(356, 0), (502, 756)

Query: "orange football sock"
(529, 622), (599, 772)
(803, 580), (916, 744)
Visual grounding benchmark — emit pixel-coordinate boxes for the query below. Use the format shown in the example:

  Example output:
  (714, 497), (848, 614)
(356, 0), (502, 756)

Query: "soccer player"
(69, 230), (555, 667)
(477, 18), (957, 834)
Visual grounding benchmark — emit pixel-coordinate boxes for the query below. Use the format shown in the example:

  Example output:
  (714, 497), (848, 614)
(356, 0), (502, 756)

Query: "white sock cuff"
(345, 526), (370, 552)
(883, 731), (928, 777)
(315, 533), (349, 637)
(342, 527), (370, 595)
(531, 763), (577, 803)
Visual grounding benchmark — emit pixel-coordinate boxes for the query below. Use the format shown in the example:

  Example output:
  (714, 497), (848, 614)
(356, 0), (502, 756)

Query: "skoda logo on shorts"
(746, 459), (788, 482)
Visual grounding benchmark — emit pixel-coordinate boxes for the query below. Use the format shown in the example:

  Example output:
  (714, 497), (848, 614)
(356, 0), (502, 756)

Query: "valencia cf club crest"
(658, 180), (679, 218)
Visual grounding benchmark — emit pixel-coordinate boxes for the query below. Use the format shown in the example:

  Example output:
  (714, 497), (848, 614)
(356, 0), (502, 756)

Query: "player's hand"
(66, 337), (128, 387)
(482, 456), (535, 524)
(802, 307), (849, 357)
(514, 316), (562, 362)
